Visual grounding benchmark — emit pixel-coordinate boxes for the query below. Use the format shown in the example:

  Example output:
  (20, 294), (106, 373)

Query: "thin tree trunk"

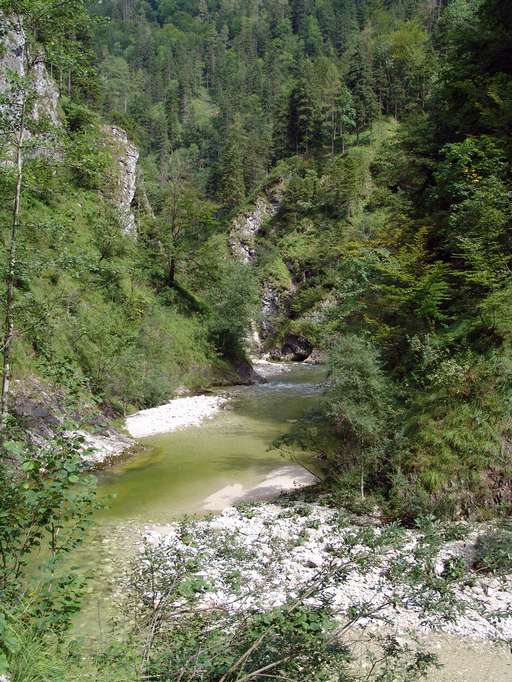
(331, 109), (335, 157)
(167, 256), (176, 288)
(0, 106), (25, 437)
(360, 462), (365, 500)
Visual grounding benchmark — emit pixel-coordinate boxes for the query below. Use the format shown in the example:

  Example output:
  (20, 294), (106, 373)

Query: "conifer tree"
(217, 115), (246, 209)
(347, 35), (379, 142)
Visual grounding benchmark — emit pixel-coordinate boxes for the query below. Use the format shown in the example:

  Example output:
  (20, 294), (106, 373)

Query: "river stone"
(232, 357), (267, 385)
(279, 333), (313, 362)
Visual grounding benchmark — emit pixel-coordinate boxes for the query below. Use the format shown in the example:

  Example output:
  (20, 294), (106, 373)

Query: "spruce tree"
(217, 115), (246, 209)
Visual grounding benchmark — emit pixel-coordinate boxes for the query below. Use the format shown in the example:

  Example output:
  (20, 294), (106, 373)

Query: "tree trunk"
(167, 257), (176, 288)
(331, 109), (335, 157)
(0, 108), (25, 437)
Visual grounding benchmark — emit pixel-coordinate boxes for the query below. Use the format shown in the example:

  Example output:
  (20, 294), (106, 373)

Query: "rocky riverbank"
(125, 394), (229, 439)
(83, 392), (230, 465)
(142, 501), (512, 642)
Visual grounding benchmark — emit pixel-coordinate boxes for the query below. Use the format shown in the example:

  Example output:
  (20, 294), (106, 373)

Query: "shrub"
(474, 524), (512, 575)
(324, 334), (394, 499)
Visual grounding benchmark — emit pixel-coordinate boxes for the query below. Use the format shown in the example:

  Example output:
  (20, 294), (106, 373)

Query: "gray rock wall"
(229, 184), (285, 353)
(0, 14), (61, 161)
(0, 16), (60, 126)
(229, 192), (279, 264)
(104, 125), (140, 236)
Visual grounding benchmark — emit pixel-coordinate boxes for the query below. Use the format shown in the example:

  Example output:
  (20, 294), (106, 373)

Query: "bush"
(207, 260), (259, 359)
(324, 335), (394, 499)
(474, 524), (512, 575)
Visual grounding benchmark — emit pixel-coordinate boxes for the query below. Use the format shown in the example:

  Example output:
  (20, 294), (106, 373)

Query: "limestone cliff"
(229, 184), (286, 353)
(229, 190), (281, 264)
(0, 15), (60, 127)
(230, 181), (321, 362)
(0, 17), (142, 236)
(103, 125), (140, 236)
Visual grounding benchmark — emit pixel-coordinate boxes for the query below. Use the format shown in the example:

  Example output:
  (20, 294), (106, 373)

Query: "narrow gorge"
(1, 1), (512, 681)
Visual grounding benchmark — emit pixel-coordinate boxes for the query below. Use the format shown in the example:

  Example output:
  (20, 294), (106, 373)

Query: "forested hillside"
(1, 0), (512, 679)
(85, 0), (512, 520)
(0, 0), (449, 451)
(90, 0), (436, 200)
(0, 0), (511, 532)
(279, 0), (512, 521)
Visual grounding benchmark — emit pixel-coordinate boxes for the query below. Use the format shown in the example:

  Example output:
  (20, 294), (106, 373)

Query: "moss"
(259, 254), (293, 291)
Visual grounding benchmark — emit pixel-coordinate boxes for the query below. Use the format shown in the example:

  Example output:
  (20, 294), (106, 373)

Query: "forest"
(0, 0), (512, 679)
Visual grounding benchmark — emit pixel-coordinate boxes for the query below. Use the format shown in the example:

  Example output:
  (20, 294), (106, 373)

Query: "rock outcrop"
(0, 17), (142, 236)
(230, 183), (286, 353)
(275, 333), (313, 362)
(0, 16), (25, 93)
(0, 15), (60, 128)
(104, 125), (140, 235)
(11, 376), (135, 468)
(32, 60), (60, 127)
(229, 188), (281, 264)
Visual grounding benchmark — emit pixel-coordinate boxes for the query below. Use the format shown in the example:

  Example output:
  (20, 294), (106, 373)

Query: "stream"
(72, 363), (324, 636)
(71, 362), (511, 681)
(96, 362), (324, 522)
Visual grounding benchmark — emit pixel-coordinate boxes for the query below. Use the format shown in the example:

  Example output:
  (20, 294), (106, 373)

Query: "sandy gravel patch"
(202, 464), (319, 510)
(125, 395), (227, 438)
(144, 503), (512, 641)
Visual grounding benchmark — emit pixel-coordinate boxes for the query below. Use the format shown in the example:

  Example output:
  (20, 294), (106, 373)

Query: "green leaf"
(0, 651), (9, 674)
(4, 441), (25, 456)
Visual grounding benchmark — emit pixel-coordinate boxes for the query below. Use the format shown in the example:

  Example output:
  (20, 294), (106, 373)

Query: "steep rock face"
(230, 182), (317, 362)
(260, 281), (282, 338)
(229, 190), (280, 264)
(0, 16), (60, 127)
(230, 184), (286, 353)
(104, 125), (140, 235)
(11, 376), (134, 468)
(32, 60), (60, 127)
(0, 16), (25, 90)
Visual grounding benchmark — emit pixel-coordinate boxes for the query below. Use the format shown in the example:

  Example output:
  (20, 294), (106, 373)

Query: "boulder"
(280, 334), (313, 362)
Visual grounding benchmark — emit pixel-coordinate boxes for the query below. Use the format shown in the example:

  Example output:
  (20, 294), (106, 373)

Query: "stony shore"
(125, 394), (228, 439)
(143, 501), (512, 642)
(202, 465), (319, 510)
(81, 392), (229, 465)
(85, 359), (310, 464)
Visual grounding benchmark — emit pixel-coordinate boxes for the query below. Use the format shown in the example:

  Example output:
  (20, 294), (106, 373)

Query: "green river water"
(95, 363), (324, 523)
(70, 363), (511, 681)
(72, 363), (324, 636)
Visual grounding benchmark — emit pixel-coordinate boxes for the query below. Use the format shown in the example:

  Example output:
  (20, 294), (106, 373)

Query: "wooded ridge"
(1, 0), (512, 679)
